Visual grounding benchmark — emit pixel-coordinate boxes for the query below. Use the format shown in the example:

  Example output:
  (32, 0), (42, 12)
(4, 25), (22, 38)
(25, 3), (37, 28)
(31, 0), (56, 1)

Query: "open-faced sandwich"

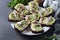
(28, 1), (39, 13)
(21, 10), (30, 16)
(14, 4), (27, 13)
(39, 16), (56, 26)
(14, 20), (30, 32)
(39, 7), (53, 17)
(8, 10), (24, 22)
(31, 20), (44, 33)
(25, 13), (40, 22)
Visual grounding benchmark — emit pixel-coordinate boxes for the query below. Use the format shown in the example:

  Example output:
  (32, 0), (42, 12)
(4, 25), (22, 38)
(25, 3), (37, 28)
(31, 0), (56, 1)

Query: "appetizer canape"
(39, 7), (53, 17)
(14, 20), (30, 32)
(31, 20), (44, 33)
(30, 14), (40, 21)
(8, 10), (24, 22)
(25, 13), (40, 22)
(39, 16), (56, 26)
(14, 4), (27, 13)
(21, 10), (30, 16)
(28, 1), (39, 13)
(46, 7), (53, 14)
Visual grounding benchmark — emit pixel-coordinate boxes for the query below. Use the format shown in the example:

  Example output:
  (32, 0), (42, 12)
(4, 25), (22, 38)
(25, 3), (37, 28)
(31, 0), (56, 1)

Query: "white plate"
(10, 6), (50, 36)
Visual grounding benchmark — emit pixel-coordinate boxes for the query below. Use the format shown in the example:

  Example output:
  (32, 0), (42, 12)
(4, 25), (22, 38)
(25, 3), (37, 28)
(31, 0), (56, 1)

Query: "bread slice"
(14, 20), (30, 32)
(8, 11), (24, 22)
(39, 7), (53, 17)
(28, 1), (39, 13)
(14, 4), (27, 13)
(31, 20), (44, 33)
(39, 16), (56, 26)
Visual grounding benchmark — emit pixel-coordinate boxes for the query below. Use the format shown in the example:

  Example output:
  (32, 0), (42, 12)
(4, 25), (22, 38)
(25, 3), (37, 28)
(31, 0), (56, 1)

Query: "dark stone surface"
(0, 0), (60, 40)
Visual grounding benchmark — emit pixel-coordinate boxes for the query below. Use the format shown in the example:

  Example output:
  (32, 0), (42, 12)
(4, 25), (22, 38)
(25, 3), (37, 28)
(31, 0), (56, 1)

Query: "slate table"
(0, 0), (60, 40)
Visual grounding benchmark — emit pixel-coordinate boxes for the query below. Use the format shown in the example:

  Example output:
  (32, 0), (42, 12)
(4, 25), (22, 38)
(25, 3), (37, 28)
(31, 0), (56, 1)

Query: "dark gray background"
(0, 0), (60, 40)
